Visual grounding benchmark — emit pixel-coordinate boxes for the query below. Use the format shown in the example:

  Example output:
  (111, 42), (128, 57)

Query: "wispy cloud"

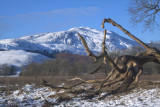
(16, 7), (100, 17)
(36, 7), (99, 15)
(0, 22), (11, 37)
(0, 16), (7, 18)
(0, 6), (100, 38)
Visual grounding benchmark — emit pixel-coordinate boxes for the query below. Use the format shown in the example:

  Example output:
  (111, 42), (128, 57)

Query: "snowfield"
(0, 84), (159, 107)
(0, 50), (51, 67)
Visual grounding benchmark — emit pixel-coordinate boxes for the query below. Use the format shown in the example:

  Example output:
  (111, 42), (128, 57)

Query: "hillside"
(0, 27), (140, 67)
(0, 27), (140, 55)
(0, 50), (50, 67)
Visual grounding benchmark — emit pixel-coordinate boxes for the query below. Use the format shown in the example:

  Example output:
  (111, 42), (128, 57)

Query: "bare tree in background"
(129, 0), (160, 30)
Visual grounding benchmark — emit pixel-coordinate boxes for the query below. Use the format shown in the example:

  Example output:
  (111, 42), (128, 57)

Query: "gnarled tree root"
(42, 18), (159, 104)
(42, 66), (142, 100)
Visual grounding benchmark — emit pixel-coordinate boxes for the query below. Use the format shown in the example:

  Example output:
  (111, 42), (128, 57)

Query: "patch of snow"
(58, 88), (160, 107)
(0, 84), (57, 107)
(0, 84), (159, 107)
(0, 50), (50, 67)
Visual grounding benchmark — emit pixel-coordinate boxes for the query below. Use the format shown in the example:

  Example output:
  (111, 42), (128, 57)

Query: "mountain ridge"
(0, 27), (140, 57)
(0, 27), (140, 68)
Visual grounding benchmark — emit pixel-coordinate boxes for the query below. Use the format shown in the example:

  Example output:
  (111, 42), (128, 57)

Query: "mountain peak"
(0, 27), (140, 67)
(0, 27), (139, 55)
(68, 27), (97, 31)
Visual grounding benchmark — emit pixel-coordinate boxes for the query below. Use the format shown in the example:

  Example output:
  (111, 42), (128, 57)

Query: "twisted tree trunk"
(78, 18), (160, 94)
(43, 18), (160, 100)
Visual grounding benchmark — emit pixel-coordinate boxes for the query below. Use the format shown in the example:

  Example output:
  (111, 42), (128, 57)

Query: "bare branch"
(101, 18), (153, 52)
(77, 33), (98, 62)
(102, 29), (107, 54)
(128, 0), (160, 30)
(78, 30), (123, 74)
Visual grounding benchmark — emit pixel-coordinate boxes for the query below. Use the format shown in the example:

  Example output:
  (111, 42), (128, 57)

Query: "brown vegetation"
(20, 53), (111, 76)
(0, 74), (159, 90)
(0, 64), (16, 76)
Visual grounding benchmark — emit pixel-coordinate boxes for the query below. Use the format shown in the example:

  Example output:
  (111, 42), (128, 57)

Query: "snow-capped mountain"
(0, 27), (139, 57)
(0, 27), (141, 68)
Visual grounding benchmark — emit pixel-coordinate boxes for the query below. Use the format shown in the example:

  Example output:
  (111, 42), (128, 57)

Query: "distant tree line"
(0, 64), (17, 76)
(20, 53), (111, 76)
(20, 45), (160, 76)
(1, 42), (159, 76)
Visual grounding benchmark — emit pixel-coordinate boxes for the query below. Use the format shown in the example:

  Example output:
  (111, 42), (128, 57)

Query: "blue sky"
(0, 0), (160, 42)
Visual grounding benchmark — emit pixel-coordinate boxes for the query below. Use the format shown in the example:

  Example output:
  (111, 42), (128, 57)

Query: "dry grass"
(140, 74), (160, 81)
(0, 73), (106, 85)
(0, 73), (105, 93)
(0, 73), (159, 94)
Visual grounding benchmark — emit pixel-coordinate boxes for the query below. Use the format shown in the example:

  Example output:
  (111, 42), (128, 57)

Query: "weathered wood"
(78, 18), (160, 94)
(43, 18), (160, 101)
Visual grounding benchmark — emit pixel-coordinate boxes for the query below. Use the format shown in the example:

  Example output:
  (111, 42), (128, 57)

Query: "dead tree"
(78, 18), (160, 94)
(43, 18), (160, 100)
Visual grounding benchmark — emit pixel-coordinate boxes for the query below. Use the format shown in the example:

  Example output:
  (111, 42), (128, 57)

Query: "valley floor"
(0, 81), (160, 107)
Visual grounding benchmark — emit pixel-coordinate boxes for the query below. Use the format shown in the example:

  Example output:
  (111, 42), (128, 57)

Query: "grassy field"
(0, 74), (160, 94)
